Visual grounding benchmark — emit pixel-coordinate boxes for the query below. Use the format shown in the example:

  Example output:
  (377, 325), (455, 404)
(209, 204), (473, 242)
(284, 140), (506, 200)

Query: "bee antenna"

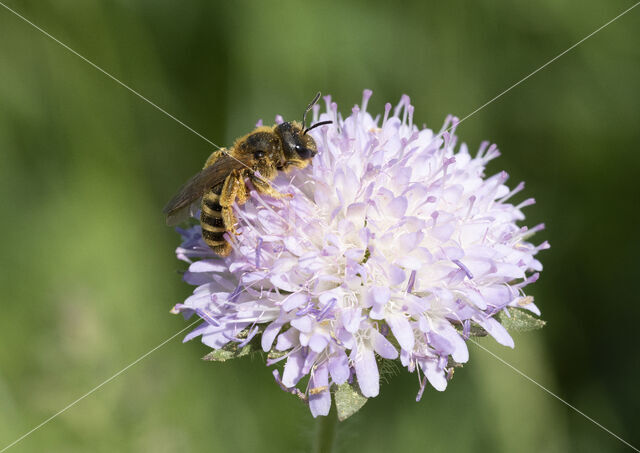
(303, 120), (333, 135)
(302, 92), (322, 129)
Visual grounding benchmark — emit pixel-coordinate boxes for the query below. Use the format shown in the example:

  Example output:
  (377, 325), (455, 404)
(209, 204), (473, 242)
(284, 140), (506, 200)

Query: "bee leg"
(221, 207), (239, 236)
(235, 173), (249, 205)
(250, 175), (293, 199)
(220, 170), (245, 235)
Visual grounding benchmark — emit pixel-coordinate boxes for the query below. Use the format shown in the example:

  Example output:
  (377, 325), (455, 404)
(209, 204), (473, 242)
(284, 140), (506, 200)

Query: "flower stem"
(313, 408), (338, 453)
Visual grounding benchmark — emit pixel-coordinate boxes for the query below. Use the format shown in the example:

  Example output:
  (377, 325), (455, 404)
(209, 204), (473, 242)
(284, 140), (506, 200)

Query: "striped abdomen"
(201, 183), (231, 256)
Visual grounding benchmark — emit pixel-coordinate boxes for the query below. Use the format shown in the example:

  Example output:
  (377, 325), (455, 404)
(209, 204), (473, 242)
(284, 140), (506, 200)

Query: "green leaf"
(202, 343), (252, 362)
(498, 307), (546, 332)
(334, 383), (367, 421)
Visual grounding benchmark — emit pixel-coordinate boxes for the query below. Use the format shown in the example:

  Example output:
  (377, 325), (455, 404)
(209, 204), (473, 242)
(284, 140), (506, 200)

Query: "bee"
(163, 93), (332, 256)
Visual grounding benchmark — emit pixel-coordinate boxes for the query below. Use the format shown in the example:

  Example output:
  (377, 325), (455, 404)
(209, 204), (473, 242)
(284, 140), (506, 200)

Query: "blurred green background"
(1, 1), (639, 452)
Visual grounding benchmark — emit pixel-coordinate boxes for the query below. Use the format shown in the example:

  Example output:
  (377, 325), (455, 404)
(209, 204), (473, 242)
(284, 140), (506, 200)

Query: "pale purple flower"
(172, 90), (548, 417)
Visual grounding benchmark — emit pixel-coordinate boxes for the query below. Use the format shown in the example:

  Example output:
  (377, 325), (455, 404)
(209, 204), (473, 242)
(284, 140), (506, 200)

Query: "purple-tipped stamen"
(407, 270), (417, 293)
(255, 237), (263, 269)
(228, 285), (243, 303)
(452, 259), (473, 280)
(195, 308), (221, 327)
(237, 325), (259, 348)
(296, 301), (314, 316)
(316, 298), (337, 321)
(272, 370), (307, 401)
(462, 319), (471, 339)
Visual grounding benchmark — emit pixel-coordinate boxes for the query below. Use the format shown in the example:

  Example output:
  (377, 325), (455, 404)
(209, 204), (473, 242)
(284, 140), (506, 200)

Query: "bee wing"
(164, 199), (201, 227)
(163, 154), (247, 226)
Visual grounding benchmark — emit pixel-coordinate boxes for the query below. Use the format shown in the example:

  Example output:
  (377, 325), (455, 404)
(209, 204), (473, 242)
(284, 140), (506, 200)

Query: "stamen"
(516, 198), (536, 209)
(462, 319), (471, 339)
(237, 325), (259, 348)
(222, 332), (242, 343)
(266, 354), (289, 366)
(296, 301), (314, 316)
(529, 223), (546, 234)
(407, 104), (414, 127)
(171, 303), (186, 314)
(195, 308), (220, 327)
(382, 102), (392, 126)
(309, 386), (328, 395)
(483, 143), (499, 160)
(255, 237), (263, 268)
(536, 241), (551, 251)
(228, 285), (243, 303)
(466, 195), (476, 218)
(452, 259), (473, 280)
(477, 141), (490, 158)
(400, 94), (411, 124)
(407, 270), (417, 293)
(316, 298), (337, 321)
(272, 370), (307, 402)
(416, 365), (427, 402)
(499, 181), (525, 202)
(446, 368), (455, 381)
(518, 296), (534, 307)
(361, 89), (373, 113)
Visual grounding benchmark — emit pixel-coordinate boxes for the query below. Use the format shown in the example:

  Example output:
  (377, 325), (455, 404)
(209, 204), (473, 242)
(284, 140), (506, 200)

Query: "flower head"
(172, 90), (548, 417)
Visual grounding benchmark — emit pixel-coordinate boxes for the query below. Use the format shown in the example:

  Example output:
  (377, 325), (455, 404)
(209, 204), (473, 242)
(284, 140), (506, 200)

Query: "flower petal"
(421, 358), (447, 391)
(262, 320), (284, 352)
(476, 316), (515, 348)
(386, 314), (414, 351)
(372, 329), (398, 359)
(309, 365), (331, 418)
(282, 293), (309, 311)
(328, 349), (350, 385)
(354, 346), (379, 397)
(282, 350), (305, 387)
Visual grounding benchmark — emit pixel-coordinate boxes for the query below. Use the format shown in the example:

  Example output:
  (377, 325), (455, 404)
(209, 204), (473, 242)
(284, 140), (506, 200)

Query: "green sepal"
(467, 325), (489, 337)
(334, 382), (367, 421)
(267, 349), (287, 360)
(378, 358), (401, 384)
(498, 307), (546, 332)
(454, 324), (489, 337)
(202, 343), (252, 362)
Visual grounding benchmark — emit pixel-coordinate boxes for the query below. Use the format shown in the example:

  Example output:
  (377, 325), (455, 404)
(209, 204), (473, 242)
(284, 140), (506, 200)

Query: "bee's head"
(274, 121), (318, 165)
(274, 93), (332, 168)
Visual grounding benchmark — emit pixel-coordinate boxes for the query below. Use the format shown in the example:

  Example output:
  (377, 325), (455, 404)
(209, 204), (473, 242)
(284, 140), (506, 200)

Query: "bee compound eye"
(253, 150), (266, 159)
(295, 145), (313, 159)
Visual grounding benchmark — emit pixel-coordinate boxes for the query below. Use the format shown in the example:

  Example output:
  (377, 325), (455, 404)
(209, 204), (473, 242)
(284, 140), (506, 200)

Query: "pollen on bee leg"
(221, 207), (239, 235)
(235, 177), (249, 205)
(251, 176), (291, 200)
